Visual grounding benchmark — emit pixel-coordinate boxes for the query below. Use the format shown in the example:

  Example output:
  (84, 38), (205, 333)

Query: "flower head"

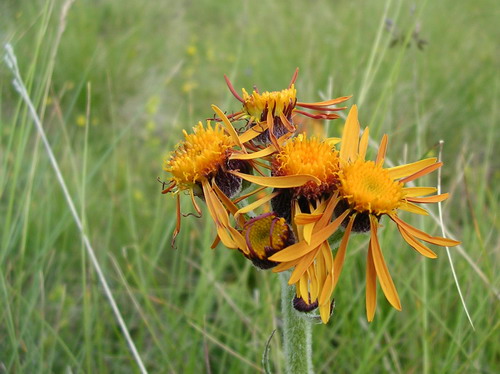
(272, 134), (340, 200)
(332, 105), (461, 321)
(224, 69), (350, 148)
(164, 122), (234, 191)
(241, 212), (295, 269)
(162, 119), (249, 250)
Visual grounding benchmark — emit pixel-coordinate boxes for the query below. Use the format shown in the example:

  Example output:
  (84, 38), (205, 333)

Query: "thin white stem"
(437, 140), (475, 329)
(4, 44), (148, 373)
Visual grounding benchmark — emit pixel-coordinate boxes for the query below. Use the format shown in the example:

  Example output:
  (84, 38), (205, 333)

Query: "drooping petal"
(389, 214), (461, 247)
(397, 225), (438, 258)
(406, 193), (449, 204)
(388, 158), (438, 179)
(272, 258), (301, 273)
(333, 214), (355, 289)
(303, 221), (315, 245)
(399, 201), (429, 215)
(366, 240), (377, 322)
(212, 180), (244, 227)
(340, 105), (360, 163)
(288, 246), (321, 284)
(172, 194), (181, 247)
(369, 216), (402, 311)
(269, 210), (350, 262)
(319, 303), (331, 324)
(234, 190), (280, 216)
(230, 170), (321, 188)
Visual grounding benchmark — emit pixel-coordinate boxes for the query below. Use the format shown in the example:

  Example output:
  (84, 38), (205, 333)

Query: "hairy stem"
(280, 272), (314, 374)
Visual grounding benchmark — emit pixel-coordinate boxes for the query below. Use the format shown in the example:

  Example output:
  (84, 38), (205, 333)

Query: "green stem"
(280, 272), (314, 374)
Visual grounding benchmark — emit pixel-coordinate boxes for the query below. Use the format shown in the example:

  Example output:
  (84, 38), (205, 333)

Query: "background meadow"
(1, 0), (499, 372)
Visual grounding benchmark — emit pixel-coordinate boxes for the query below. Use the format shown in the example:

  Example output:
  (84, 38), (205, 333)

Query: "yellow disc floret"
(164, 122), (234, 190)
(339, 159), (404, 215)
(272, 135), (339, 199)
(242, 85), (297, 120)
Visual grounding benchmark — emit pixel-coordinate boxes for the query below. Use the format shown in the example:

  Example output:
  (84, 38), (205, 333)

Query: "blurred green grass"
(0, 0), (499, 372)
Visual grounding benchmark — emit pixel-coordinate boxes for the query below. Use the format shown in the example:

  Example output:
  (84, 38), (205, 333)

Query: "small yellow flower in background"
(146, 95), (160, 115)
(186, 45), (197, 56)
(332, 105), (461, 321)
(182, 81), (198, 93)
(76, 114), (86, 127)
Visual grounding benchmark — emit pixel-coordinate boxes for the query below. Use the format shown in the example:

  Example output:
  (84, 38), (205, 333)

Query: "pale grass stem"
(437, 140), (475, 329)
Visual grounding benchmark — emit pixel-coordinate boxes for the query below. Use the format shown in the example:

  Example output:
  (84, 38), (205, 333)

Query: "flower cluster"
(162, 69), (460, 323)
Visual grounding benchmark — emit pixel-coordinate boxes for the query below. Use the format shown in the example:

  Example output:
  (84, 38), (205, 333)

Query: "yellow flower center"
(243, 213), (290, 260)
(272, 135), (339, 199)
(242, 85), (297, 120)
(164, 122), (234, 190)
(339, 159), (404, 215)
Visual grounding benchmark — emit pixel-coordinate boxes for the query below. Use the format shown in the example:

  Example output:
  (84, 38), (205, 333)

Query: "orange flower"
(224, 69), (350, 149)
(333, 106), (461, 321)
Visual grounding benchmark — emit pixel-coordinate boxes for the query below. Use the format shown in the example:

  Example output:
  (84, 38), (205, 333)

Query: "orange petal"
(340, 105), (360, 163)
(224, 74), (244, 102)
(289, 68), (299, 87)
(375, 134), (388, 166)
(319, 303), (331, 324)
(333, 214), (355, 289)
(229, 145), (276, 160)
(279, 112), (295, 132)
(366, 240), (377, 322)
(211, 105), (245, 151)
(235, 190), (279, 216)
(172, 195), (182, 247)
(269, 210), (350, 262)
(210, 234), (220, 249)
(369, 216), (402, 311)
(403, 187), (438, 197)
(399, 201), (429, 215)
(388, 158), (438, 179)
(288, 246), (321, 284)
(294, 213), (322, 225)
(319, 272), (334, 307)
(314, 193), (339, 230)
(358, 127), (370, 161)
(400, 162), (443, 184)
(296, 95), (352, 107)
(397, 225), (437, 258)
(233, 186), (267, 204)
(406, 193), (449, 204)
(389, 215), (461, 247)
(230, 170), (321, 188)
(212, 180), (244, 226)
(272, 259), (300, 273)
(239, 123), (268, 143)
